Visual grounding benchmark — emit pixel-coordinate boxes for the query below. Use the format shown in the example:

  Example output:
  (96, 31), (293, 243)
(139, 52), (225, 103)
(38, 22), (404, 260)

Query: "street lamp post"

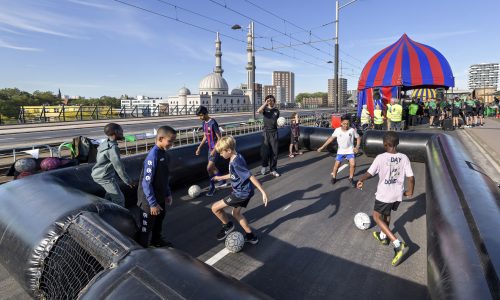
(232, 22), (256, 120)
(334, 0), (357, 113)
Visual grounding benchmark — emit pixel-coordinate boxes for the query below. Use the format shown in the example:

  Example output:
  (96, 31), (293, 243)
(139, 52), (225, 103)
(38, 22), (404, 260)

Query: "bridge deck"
(0, 151), (427, 299)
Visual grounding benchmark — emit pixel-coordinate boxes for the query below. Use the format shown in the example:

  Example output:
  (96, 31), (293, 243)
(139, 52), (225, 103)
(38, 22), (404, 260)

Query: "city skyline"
(1, 0), (499, 98)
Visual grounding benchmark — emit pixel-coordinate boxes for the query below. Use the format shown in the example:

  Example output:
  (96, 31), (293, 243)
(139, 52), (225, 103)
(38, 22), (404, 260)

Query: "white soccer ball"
(225, 231), (244, 253)
(277, 117), (286, 127)
(188, 185), (201, 198)
(354, 212), (371, 230)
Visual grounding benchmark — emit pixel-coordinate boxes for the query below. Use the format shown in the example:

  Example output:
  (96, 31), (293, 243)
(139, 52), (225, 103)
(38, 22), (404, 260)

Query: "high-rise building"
(240, 83), (262, 105)
(272, 71), (295, 103)
(263, 85), (276, 101)
(328, 78), (348, 109)
(468, 63), (499, 89)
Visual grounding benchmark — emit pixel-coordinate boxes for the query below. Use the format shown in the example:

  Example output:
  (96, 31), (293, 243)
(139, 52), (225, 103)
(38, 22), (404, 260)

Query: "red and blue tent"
(357, 34), (454, 116)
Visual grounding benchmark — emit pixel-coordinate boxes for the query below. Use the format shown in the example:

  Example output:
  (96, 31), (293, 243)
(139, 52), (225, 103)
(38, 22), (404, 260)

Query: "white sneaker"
(270, 171), (280, 177)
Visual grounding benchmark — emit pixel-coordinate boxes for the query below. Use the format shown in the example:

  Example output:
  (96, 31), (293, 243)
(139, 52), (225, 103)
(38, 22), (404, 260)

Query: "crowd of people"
(359, 95), (499, 131)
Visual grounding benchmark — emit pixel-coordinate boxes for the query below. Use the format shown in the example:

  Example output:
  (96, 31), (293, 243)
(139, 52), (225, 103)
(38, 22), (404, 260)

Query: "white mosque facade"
(167, 32), (260, 114)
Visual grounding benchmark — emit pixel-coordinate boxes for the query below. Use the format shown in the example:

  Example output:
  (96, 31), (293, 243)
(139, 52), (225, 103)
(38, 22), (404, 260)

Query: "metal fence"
(2, 103), (336, 125)
(0, 115), (319, 182)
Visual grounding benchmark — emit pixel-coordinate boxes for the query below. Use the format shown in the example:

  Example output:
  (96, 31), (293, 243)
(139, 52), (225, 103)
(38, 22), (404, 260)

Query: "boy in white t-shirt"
(356, 131), (415, 267)
(317, 115), (361, 187)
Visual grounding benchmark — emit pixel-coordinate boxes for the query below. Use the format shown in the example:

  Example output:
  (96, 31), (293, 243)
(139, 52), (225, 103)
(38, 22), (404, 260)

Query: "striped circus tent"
(412, 88), (436, 100)
(357, 34), (454, 116)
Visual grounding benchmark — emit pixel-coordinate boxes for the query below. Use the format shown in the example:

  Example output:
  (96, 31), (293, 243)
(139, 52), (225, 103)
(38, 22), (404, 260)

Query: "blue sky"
(0, 0), (498, 98)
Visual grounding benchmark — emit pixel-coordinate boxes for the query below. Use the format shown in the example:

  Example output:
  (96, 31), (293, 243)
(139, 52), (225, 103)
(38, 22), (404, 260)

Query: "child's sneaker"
(206, 184), (216, 196)
(260, 167), (268, 176)
(372, 231), (389, 245)
(150, 238), (174, 248)
(392, 242), (409, 266)
(348, 178), (356, 188)
(244, 233), (259, 244)
(331, 177), (337, 185)
(270, 170), (280, 177)
(216, 222), (234, 240)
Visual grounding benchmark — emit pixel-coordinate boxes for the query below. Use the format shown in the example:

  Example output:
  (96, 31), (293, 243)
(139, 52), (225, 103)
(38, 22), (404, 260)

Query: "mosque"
(167, 32), (259, 114)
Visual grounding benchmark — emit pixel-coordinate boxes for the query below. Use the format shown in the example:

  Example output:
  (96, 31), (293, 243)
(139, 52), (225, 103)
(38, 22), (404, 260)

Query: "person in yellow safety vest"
(360, 104), (371, 130)
(373, 104), (384, 130)
(386, 98), (394, 130)
(389, 98), (403, 131)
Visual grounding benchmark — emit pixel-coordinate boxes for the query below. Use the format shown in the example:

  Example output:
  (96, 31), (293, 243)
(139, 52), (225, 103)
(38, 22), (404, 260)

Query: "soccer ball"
(14, 158), (37, 173)
(225, 231), (244, 253)
(354, 212), (371, 230)
(40, 157), (62, 171)
(277, 117), (286, 127)
(188, 185), (201, 198)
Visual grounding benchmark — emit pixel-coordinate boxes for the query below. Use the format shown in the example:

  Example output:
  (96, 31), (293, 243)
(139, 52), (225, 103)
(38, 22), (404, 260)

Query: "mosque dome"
(178, 87), (191, 96)
(199, 73), (228, 93)
(231, 88), (244, 95)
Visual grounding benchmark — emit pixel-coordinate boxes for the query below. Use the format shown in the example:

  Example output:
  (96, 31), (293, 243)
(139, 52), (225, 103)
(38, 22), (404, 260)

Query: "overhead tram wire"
(154, 0), (244, 32)
(111, 0), (246, 44)
(111, 0), (333, 71)
(244, 0), (365, 69)
(209, 0), (335, 60)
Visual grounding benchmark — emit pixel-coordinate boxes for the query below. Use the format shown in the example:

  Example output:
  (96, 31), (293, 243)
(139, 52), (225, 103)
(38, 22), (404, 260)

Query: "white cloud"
(0, 11), (78, 38)
(0, 38), (41, 51)
(67, 0), (113, 10)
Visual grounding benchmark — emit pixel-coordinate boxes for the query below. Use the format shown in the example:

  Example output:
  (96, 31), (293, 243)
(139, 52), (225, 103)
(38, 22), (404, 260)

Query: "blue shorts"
(208, 151), (220, 163)
(335, 153), (355, 161)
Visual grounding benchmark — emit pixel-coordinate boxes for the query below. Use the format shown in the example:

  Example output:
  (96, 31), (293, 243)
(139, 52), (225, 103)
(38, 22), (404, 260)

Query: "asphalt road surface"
(0, 151), (427, 300)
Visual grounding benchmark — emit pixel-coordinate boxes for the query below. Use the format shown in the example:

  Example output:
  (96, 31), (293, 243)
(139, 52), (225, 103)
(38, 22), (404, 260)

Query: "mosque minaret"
(167, 33), (249, 113)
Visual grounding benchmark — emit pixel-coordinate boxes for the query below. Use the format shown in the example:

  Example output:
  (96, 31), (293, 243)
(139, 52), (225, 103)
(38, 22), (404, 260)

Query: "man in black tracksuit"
(137, 126), (177, 248)
(258, 94), (280, 177)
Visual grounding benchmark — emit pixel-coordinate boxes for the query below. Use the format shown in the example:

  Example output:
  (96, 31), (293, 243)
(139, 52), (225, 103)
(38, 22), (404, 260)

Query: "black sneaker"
(331, 177), (337, 185)
(206, 184), (216, 197)
(150, 238), (174, 248)
(244, 233), (259, 244)
(216, 222), (234, 240)
(348, 178), (356, 188)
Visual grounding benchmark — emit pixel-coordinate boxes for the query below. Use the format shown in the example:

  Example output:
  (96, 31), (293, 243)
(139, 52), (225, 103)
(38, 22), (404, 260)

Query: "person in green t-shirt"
(464, 96), (475, 127)
(427, 98), (437, 127)
(452, 97), (463, 129)
(408, 99), (419, 127)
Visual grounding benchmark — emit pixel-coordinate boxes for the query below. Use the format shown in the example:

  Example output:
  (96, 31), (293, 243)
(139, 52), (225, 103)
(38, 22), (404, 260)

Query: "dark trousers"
(137, 203), (166, 247)
(409, 115), (417, 126)
(261, 130), (279, 171)
(374, 124), (383, 130)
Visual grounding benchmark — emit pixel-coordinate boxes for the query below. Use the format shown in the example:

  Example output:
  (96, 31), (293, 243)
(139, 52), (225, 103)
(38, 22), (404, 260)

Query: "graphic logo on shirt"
(230, 174), (236, 180)
(385, 156), (401, 185)
(145, 175), (151, 181)
(160, 158), (165, 161)
(226, 197), (232, 203)
(147, 160), (153, 166)
(146, 168), (152, 173)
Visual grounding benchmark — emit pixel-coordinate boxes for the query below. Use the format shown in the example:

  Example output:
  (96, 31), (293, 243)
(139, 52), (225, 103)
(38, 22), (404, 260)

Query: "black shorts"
(429, 109), (437, 117)
(374, 200), (400, 216)
(290, 135), (299, 145)
(223, 193), (251, 208)
(452, 109), (460, 117)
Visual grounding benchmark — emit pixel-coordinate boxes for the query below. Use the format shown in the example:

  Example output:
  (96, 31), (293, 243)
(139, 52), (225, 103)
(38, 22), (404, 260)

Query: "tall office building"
(328, 78), (348, 109)
(240, 83), (262, 105)
(468, 63), (499, 89)
(272, 71), (295, 103)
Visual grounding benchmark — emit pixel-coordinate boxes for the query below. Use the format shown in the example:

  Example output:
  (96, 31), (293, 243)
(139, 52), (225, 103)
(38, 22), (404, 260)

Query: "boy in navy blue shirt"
(195, 106), (227, 196)
(212, 136), (269, 244)
(137, 126), (177, 248)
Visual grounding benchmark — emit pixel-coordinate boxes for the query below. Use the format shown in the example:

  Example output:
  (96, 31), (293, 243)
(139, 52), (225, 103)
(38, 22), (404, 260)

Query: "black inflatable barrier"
(362, 130), (500, 300)
(0, 176), (136, 298)
(0, 129), (290, 299)
(80, 248), (271, 300)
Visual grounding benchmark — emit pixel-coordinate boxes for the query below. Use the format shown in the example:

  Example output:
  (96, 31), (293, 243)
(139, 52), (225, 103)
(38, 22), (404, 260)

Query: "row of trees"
(295, 92), (328, 104)
(0, 88), (121, 118)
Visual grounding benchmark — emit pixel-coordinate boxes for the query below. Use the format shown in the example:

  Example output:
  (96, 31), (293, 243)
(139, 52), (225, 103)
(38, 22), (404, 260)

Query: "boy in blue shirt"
(137, 126), (177, 248)
(212, 136), (269, 244)
(195, 106), (227, 196)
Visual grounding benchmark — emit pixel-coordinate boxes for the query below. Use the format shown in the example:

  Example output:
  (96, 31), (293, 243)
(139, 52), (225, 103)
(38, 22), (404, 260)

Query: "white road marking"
(0, 138), (14, 141)
(205, 248), (231, 266)
(338, 164), (349, 172)
(283, 204), (292, 211)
